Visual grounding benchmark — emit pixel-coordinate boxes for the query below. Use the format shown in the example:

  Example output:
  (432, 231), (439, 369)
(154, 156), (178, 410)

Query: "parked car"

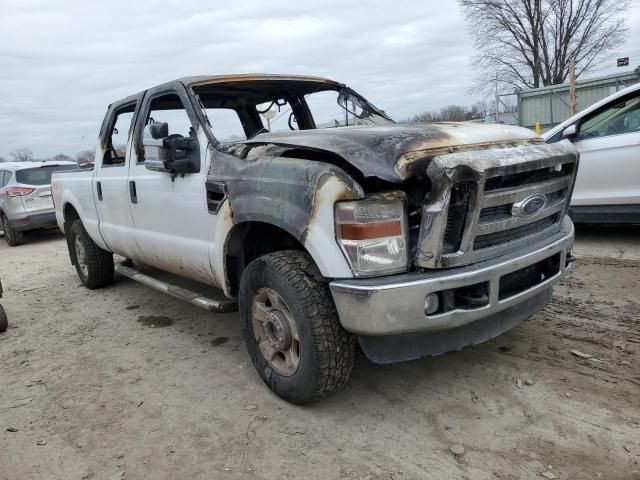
(0, 161), (79, 246)
(544, 82), (640, 223)
(52, 74), (578, 403)
(0, 278), (7, 333)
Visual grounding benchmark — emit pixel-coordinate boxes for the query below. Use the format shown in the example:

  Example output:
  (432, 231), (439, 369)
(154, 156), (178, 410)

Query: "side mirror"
(143, 123), (171, 173)
(142, 122), (200, 177)
(561, 124), (578, 141)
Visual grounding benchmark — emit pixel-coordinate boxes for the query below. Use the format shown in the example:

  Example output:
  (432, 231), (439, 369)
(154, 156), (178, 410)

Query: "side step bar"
(115, 262), (238, 313)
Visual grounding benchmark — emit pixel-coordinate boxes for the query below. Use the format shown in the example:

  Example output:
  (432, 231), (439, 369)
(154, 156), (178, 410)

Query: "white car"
(0, 161), (79, 245)
(544, 82), (640, 223)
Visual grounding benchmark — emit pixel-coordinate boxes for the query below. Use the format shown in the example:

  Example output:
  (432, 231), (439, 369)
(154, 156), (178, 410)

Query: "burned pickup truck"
(51, 75), (577, 403)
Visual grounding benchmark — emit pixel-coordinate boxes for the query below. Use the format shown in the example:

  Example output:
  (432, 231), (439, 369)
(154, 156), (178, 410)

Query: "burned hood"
(241, 122), (541, 182)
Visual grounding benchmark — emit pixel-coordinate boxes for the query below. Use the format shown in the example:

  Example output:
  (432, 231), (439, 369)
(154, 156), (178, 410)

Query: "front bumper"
(330, 217), (574, 336)
(8, 212), (57, 232)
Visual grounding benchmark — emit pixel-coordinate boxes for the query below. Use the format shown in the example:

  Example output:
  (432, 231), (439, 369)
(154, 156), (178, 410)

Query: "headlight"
(335, 199), (408, 276)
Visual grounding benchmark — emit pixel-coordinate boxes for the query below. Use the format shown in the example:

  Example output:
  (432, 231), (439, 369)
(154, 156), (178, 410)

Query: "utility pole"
(569, 59), (577, 115)
(495, 72), (499, 123)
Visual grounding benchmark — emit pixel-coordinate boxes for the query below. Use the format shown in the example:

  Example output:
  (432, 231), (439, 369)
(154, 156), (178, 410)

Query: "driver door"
(127, 86), (218, 285)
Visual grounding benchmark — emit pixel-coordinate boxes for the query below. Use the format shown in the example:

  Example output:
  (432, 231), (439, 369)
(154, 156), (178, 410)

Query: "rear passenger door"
(94, 96), (142, 259)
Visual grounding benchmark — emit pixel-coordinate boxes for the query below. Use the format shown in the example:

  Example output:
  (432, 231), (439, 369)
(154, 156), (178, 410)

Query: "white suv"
(544, 82), (640, 223)
(0, 161), (78, 246)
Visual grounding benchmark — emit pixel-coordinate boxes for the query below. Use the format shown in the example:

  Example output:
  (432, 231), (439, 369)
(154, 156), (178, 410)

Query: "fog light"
(424, 293), (439, 315)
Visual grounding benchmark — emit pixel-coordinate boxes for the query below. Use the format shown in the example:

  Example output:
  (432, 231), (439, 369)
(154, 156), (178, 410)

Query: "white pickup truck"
(52, 74), (578, 403)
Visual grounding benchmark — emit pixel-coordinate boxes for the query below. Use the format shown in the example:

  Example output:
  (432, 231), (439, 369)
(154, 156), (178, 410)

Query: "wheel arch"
(224, 220), (316, 297)
(62, 202), (82, 266)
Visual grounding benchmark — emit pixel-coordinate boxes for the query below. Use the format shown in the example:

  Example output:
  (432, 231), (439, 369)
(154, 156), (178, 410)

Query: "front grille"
(474, 214), (558, 250)
(471, 162), (574, 252)
(414, 143), (577, 269)
(435, 159), (574, 267)
(443, 182), (475, 254)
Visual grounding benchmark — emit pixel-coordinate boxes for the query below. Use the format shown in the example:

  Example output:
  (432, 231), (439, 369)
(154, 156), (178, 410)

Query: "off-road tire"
(1, 214), (24, 247)
(239, 250), (355, 404)
(69, 219), (114, 289)
(0, 304), (7, 333)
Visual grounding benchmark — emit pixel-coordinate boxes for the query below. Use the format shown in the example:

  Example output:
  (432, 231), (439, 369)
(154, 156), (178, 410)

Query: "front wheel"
(1, 215), (24, 247)
(69, 220), (114, 289)
(239, 250), (355, 404)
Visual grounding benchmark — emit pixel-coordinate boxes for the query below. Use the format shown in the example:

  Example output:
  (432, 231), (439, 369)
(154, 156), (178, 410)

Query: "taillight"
(5, 187), (35, 197)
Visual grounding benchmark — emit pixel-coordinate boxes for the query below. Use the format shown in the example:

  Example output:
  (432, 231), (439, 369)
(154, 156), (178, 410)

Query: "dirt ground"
(0, 226), (638, 480)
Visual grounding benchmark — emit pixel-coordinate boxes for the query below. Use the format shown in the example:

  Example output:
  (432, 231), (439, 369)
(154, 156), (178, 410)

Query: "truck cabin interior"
(192, 79), (391, 142)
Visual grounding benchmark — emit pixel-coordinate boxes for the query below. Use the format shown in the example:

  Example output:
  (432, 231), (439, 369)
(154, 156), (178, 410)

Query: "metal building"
(513, 69), (640, 130)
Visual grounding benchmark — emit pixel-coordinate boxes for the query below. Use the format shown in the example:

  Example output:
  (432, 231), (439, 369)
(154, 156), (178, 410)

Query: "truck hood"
(242, 122), (541, 181)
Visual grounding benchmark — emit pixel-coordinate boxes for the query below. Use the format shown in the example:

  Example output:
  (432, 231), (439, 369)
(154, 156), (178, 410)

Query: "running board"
(115, 262), (238, 313)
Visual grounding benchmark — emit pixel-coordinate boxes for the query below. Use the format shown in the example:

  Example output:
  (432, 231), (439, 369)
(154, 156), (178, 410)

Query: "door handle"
(129, 181), (137, 204)
(96, 181), (103, 201)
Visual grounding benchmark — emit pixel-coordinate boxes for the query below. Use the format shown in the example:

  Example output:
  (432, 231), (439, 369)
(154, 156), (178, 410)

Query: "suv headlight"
(335, 199), (408, 276)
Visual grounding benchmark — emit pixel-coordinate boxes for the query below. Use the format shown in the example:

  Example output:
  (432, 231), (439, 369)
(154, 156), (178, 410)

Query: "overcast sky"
(1, 0), (639, 159)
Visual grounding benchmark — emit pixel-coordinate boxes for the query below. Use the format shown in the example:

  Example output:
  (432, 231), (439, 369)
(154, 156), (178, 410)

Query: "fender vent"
(206, 181), (227, 214)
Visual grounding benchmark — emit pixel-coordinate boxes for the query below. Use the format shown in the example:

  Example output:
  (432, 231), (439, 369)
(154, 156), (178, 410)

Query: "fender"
(209, 150), (364, 286)
(58, 186), (109, 253)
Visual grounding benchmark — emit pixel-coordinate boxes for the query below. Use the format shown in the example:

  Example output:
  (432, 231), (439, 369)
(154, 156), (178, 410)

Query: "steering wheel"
(288, 112), (298, 131)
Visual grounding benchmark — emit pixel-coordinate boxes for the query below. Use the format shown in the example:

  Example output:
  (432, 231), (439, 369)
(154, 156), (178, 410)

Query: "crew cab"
(52, 75), (578, 403)
(544, 82), (640, 223)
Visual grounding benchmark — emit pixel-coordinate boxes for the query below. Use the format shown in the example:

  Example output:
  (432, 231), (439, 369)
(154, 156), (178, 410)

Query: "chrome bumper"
(330, 217), (574, 336)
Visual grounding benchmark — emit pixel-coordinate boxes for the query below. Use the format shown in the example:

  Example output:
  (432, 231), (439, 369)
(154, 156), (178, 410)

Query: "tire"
(0, 304), (7, 333)
(1, 214), (24, 247)
(239, 250), (355, 404)
(69, 219), (114, 289)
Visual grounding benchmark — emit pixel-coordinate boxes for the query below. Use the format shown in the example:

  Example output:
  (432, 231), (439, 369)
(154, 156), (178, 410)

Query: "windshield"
(304, 89), (391, 129)
(16, 164), (79, 185)
(193, 80), (393, 143)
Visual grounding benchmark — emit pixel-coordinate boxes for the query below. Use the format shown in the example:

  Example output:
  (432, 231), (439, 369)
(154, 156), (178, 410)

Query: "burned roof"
(109, 74), (343, 110)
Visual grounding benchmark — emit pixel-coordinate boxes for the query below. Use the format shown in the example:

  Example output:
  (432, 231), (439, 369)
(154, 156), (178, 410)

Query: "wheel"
(1, 214), (24, 247)
(69, 219), (114, 289)
(0, 304), (7, 333)
(239, 250), (355, 404)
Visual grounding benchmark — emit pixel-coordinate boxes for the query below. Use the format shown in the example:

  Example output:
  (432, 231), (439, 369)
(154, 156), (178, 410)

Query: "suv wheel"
(239, 250), (355, 404)
(1, 214), (24, 247)
(69, 219), (114, 289)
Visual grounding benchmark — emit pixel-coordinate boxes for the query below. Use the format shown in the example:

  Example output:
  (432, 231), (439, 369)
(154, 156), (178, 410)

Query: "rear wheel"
(69, 220), (114, 289)
(1, 214), (24, 247)
(0, 304), (7, 333)
(239, 250), (355, 404)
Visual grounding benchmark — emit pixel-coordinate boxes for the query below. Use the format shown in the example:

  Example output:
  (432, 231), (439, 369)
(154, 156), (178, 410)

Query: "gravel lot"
(1, 226), (639, 480)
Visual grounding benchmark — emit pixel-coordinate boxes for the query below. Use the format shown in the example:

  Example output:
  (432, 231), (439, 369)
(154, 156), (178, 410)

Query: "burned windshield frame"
(190, 80), (394, 145)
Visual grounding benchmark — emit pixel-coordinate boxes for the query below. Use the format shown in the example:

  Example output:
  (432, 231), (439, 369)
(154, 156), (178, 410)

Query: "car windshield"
(193, 79), (393, 142)
(15, 164), (79, 185)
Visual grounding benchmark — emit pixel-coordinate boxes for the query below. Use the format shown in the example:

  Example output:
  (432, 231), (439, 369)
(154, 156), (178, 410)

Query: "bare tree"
(51, 153), (75, 163)
(76, 150), (95, 165)
(406, 104), (486, 123)
(11, 148), (34, 162)
(459, 0), (629, 91)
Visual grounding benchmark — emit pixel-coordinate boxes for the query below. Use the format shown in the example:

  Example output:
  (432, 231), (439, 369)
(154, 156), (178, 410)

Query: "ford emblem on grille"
(512, 194), (547, 218)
